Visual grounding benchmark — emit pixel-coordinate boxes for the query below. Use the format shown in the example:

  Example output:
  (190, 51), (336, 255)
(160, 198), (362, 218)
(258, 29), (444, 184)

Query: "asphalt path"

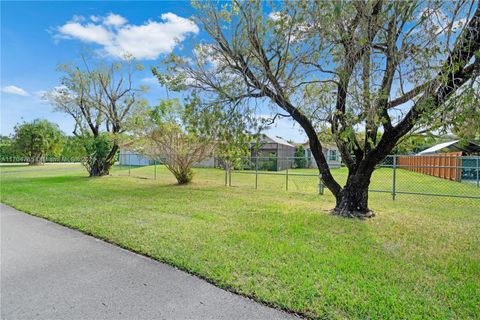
(1, 204), (297, 320)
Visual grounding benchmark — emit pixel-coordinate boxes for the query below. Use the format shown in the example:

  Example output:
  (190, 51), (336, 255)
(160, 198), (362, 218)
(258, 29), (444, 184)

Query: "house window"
(329, 150), (337, 161)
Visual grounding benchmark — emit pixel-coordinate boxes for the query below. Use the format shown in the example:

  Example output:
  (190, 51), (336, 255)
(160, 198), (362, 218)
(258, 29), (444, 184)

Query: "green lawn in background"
(0, 163), (82, 172)
(111, 164), (480, 198)
(1, 164), (479, 319)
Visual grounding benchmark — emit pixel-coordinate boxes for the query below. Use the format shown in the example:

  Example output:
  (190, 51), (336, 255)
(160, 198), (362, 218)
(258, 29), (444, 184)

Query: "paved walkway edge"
(1, 203), (299, 320)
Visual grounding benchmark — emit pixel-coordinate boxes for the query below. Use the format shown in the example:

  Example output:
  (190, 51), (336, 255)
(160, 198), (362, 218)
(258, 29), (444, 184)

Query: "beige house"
(303, 143), (342, 168)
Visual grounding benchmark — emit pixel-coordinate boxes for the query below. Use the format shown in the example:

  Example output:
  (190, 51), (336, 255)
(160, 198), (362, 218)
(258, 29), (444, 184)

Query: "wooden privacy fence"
(397, 152), (462, 181)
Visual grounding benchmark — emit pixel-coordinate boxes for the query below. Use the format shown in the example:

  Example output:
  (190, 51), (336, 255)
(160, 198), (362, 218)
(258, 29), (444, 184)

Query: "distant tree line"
(1, 120), (86, 164)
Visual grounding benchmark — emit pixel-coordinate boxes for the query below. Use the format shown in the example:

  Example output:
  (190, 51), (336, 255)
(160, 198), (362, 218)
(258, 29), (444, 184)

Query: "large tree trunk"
(88, 144), (119, 177)
(332, 168), (375, 218)
(88, 162), (113, 177)
(28, 155), (44, 166)
(88, 165), (107, 177)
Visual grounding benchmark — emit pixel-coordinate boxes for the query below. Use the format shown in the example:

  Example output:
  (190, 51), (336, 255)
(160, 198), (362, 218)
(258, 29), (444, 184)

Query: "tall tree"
(160, 0), (480, 217)
(45, 55), (147, 176)
(12, 119), (64, 165)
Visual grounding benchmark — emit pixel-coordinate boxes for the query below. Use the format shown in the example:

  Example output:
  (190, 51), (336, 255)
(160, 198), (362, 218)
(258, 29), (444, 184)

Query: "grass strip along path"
(1, 164), (479, 319)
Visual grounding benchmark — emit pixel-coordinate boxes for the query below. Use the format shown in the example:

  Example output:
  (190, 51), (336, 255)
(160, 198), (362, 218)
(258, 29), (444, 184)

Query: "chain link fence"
(225, 156), (323, 193)
(3, 153), (478, 203)
(113, 153), (479, 202)
(111, 153), (225, 185)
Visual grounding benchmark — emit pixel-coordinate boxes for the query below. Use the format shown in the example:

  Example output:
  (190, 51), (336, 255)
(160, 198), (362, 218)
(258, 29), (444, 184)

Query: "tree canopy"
(45, 54), (147, 176)
(12, 119), (64, 165)
(158, 0), (480, 217)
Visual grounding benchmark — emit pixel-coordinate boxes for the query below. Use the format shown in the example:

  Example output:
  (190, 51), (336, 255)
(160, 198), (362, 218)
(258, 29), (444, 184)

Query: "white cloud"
(1, 85), (29, 96)
(58, 22), (112, 45)
(90, 15), (100, 23)
(103, 13), (127, 27)
(54, 12), (199, 60)
(71, 15), (85, 23)
(268, 12), (282, 21)
(141, 76), (159, 85)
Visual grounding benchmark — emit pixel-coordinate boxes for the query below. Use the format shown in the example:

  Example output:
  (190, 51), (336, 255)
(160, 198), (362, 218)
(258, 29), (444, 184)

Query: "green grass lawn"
(1, 164), (479, 319)
(112, 164), (480, 198)
(0, 162), (82, 171)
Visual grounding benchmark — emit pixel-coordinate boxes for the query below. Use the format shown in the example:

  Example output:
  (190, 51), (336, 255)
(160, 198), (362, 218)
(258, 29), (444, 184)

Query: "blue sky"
(1, 1), (305, 141)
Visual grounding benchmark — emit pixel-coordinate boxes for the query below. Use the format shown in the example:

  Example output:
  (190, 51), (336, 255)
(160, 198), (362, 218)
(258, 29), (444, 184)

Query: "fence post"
(318, 174), (324, 195)
(228, 167), (232, 187)
(286, 167), (289, 191)
(392, 155), (397, 200)
(477, 156), (479, 188)
(128, 153), (131, 176)
(225, 166), (228, 186)
(255, 158), (258, 189)
(154, 159), (157, 180)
